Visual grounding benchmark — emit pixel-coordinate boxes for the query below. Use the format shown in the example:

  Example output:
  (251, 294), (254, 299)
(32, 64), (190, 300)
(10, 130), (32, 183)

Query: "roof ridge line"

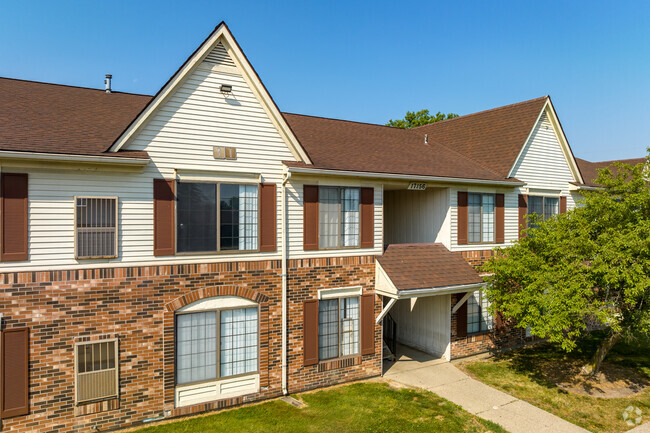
(282, 111), (406, 131)
(0, 76), (154, 97)
(412, 95), (549, 130)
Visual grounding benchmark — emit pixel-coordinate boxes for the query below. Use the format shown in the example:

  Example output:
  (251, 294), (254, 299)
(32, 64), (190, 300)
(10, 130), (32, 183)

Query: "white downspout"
(281, 171), (291, 395)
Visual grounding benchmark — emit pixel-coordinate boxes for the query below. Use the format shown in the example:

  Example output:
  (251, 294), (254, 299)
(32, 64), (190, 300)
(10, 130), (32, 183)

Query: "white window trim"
(318, 286), (362, 300)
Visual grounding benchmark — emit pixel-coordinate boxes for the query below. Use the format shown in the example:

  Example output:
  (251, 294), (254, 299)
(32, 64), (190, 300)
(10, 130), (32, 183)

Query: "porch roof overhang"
(375, 243), (486, 300)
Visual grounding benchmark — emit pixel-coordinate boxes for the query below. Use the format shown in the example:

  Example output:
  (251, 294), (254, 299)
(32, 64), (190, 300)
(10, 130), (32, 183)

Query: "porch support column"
(376, 297), (397, 324)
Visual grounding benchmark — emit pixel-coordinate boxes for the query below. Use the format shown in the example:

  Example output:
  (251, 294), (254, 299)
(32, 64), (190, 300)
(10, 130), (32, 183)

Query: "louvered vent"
(203, 42), (236, 67)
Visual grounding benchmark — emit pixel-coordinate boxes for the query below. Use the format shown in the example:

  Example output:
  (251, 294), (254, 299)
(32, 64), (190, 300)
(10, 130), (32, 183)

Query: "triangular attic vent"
(203, 42), (235, 67)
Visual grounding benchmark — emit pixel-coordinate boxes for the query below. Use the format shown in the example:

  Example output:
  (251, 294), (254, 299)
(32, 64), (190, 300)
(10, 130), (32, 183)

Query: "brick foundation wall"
(449, 292), (529, 359)
(0, 256), (380, 433)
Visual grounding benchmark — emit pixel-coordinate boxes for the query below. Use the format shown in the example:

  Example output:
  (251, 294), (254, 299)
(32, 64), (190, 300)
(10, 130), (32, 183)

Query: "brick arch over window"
(165, 286), (270, 312)
(163, 286), (270, 409)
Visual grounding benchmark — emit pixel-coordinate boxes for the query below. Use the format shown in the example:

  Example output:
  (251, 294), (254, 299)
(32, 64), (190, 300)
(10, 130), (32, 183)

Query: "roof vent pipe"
(424, 134), (428, 145)
(105, 74), (112, 93)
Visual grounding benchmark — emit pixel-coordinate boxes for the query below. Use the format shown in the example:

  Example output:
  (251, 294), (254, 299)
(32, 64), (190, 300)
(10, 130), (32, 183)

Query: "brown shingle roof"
(575, 157), (647, 187)
(282, 113), (511, 182)
(414, 97), (548, 178)
(0, 77), (152, 158)
(377, 243), (483, 291)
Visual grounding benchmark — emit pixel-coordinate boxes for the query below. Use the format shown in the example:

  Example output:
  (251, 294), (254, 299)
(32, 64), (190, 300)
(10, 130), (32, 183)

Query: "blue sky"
(1, 0), (648, 161)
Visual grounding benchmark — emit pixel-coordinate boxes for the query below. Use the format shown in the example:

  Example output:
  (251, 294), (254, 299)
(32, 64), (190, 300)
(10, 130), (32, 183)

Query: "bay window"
(177, 182), (258, 253)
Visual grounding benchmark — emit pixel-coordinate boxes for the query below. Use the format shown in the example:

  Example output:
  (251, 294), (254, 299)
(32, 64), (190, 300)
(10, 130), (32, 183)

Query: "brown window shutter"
(360, 187), (374, 248)
(495, 193), (505, 244)
(259, 183), (277, 252)
(1, 328), (29, 418)
(456, 297), (468, 338)
(303, 300), (319, 366)
(153, 179), (175, 256)
(518, 194), (528, 239)
(559, 196), (567, 214)
(360, 293), (375, 355)
(303, 185), (319, 251)
(1, 173), (28, 261)
(457, 191), (468, 245)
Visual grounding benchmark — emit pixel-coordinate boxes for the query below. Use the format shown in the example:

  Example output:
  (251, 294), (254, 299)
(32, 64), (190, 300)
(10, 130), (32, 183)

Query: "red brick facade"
(0, 256), (381, 432)
(449, 291), (530, 360)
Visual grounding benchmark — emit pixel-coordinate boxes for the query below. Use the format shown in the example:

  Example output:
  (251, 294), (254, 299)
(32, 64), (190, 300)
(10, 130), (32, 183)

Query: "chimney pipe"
(105, 74), (112, 93)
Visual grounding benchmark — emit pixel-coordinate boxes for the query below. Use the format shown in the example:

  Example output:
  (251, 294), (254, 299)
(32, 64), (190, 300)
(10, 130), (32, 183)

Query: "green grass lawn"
(131, 382), (506, 433)
(459, 332), (650, 433)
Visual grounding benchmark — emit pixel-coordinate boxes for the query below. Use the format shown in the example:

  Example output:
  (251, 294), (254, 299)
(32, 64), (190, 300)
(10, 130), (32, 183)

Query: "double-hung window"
(75, 339), (119, 403)
(468, 193), (495, 243)
(318, 297), (360, 360)
(175, 307), (258, 385)
(527, 196), (559, 228)
(467, 291), (493, 334)
(319, 186), (360, 249)
(176, 182), (258, 253)
(75, 197), (118, 259)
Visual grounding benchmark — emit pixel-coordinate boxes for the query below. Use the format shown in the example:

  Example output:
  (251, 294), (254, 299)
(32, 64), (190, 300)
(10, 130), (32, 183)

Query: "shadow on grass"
(488, 331), (650, 393)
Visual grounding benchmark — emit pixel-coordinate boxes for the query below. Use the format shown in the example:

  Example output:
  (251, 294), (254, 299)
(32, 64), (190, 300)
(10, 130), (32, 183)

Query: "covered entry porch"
(375, 243), (485, 363)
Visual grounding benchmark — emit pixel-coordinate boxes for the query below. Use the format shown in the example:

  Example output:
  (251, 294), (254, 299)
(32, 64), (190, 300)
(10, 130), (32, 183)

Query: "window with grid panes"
(175, 307), (258, 386)
(467, 291), (493, 334)
(318, 297), (360, 360)
(527, 196), (559, 229)
(176, 182), (258, 253)
(468, 193), (495, 243)
(318, 186), (360, 249)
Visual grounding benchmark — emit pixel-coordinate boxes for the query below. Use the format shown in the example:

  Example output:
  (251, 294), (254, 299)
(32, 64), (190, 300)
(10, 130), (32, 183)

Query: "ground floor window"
(176, 307), (258, 385)
(467, 291), (493, 334)
(75, 339), (118, 403)
(318, 297), (360, 360)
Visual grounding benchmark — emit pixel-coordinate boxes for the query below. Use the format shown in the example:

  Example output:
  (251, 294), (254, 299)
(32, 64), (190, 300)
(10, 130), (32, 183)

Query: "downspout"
(281, 171), (291, 395)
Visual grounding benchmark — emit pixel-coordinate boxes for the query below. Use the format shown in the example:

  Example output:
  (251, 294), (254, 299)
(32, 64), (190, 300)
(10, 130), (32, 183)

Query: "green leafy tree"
(484, 152), (649, 375)
(386, 109), (459, 129)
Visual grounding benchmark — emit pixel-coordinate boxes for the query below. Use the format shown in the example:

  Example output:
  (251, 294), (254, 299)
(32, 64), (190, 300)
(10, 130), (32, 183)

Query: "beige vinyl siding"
(286, 179), (383, 258)
(384, 188), (450, 248)
(449, 108), (578, 251)
(0, 41), (385, 271)
(510, 110), (577, 210)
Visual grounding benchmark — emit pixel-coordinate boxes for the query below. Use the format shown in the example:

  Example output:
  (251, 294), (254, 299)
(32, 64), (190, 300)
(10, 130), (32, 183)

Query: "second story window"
(75, 197), (118, 259)
(468, 193), (495, 243)
(528, 196), (559, 228)
(177, 182), (258, 253)
(319, 187), (360, 249)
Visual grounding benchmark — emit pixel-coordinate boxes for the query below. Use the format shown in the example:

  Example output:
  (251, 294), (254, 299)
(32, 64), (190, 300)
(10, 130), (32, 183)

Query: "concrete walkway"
(383, 346), (590, 433)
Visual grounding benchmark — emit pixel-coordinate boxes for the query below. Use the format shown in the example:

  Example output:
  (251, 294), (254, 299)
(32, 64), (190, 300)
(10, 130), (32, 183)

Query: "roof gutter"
(377, 281), (486, 299)
(0, 150), (150, 166)
(286, 166), (524, 187)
